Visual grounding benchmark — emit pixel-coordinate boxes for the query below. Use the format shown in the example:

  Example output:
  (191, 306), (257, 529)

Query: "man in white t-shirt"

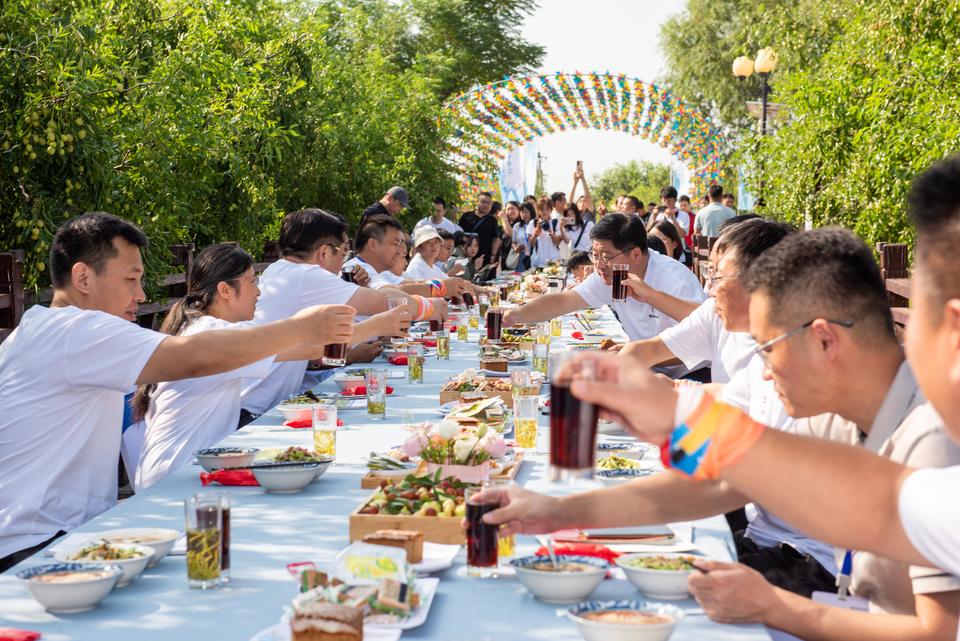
(0, 213), (358, 571)
(241, 209), (446, 416)
(619, 219), (794, 383)
(343, 215), (473, 298)
(404, 226), (448, 281)
(504, 213), (705, 341)
(413, 197), (462, 235)
(647, 186), (691, 240)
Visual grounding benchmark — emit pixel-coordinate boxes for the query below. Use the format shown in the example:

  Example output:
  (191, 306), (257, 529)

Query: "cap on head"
(412, 225), (441, 247)
(387, 186), (409, 208)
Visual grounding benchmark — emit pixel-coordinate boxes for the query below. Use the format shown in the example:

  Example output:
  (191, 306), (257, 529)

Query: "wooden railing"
(878, 242), (911, 328)
(0, 250), (25, 343)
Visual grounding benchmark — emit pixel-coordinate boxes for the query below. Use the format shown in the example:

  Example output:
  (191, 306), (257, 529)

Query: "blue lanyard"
(836, 550), (853, 599)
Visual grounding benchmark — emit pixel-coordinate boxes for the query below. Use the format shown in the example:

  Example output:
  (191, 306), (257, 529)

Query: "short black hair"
(744, 228), (895, 343)
(436, 228), (454, 241)
(679, 195), (691, 203)
(590, 213), (648, 253)
(908, 154), (960, 315)
(647, 202), (657, 208)
(715, 218), (795, 272)
(645, 235), (667, 257)
(550, 192), (567, 205)
(660, 186), (678, 200)
(567, 250), (592, 272)
(279, 208), (347, 259)
(718, 213), (760, 233)
(624, 196), (641, 210)
(478, 191), (493, 199)
(355, 214), (403, 251)
(433, 197), (446, 207)
(708, 185), (724, 200)
(50, 212), (149, 288)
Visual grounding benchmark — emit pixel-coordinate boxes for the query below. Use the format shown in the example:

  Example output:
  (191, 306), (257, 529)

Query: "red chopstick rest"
(0, 629), (42, 641)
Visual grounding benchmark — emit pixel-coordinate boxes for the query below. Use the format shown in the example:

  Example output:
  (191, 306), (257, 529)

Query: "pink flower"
(480, 433), (506, 458)
(402, 433), (427, 458)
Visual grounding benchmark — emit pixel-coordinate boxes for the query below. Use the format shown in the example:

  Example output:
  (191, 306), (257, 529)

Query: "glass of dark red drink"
(215, 494), (231, 582)
(548, 352), (599, 482)
(465, 486), (499, 577)
(611, 263), (629, 301)
(462, 291), (475, 307)
(322, 342), (348, 367)
(486, 307), (503, 341)
(429, 319), (442, 332)
(341, 270), (354, 283)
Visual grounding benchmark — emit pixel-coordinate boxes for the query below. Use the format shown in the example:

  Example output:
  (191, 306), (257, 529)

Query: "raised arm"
(621, 275), (701, 322)
(580, 170), (594, 212)
(138, 304), (355, 384)
(502, 289), (587, 327)
(618, 336), (683, 368)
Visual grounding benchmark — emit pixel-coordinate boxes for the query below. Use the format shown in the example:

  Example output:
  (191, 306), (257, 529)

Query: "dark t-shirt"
(458, 211), (501, 266)
(359, 201), (390, 228)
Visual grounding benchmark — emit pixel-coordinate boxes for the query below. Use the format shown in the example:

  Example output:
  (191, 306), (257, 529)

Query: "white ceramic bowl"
(564, 600), (684, 641)
(252, 463), (322, 493)
(310, 458), (334, 482)
(511, 555), (608, 603)
(616, 554), (697, 600)
(276, 404), (314, 423)
(17, 563), (122, 613)
(54, 543), (155, 587)
(332, 374), (365, 391)
(194, 447), (259, 473)
(96, 528), (180, 568)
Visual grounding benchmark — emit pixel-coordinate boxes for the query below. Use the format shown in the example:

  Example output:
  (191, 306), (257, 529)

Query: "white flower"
(453, 436), (479, 463)
(437, 419), (459, 439)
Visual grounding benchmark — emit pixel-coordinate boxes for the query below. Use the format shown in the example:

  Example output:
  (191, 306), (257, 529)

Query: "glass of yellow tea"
(366, 369), (387, 420)
(184, 494), (222, 589)
(312, 402), (338, 458)
(512, 394), (539, 449)
(436, 329), (450, 360)
(408, 342), (424, 384)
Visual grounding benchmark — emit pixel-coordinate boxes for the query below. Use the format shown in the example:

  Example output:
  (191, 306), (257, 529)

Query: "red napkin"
(282, 418), (345, 428)
(0, 630), (41, 641)
(534, 542), (620, 564)
(200, 469), (260, 486)
(416, 339), (438, 348)
(388, 355), (408, 365)
(341, 385), (394, 396)
(448, 325), (457, 332)
(571, 331), (584, 340)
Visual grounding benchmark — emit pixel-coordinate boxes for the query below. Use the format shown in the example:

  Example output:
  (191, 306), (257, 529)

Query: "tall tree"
(590, 161), (671, 208)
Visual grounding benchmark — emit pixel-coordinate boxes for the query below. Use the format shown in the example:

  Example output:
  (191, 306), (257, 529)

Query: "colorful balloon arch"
(445, 73), (725, 200)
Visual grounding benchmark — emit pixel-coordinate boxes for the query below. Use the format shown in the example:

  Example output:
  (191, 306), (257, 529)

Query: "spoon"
(544, 536), (560, 570)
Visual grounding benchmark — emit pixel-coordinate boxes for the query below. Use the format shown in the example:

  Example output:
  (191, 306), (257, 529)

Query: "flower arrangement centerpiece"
(402, 419), (506, 483)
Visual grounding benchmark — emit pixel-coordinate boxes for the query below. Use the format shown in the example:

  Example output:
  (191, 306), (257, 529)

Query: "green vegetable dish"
(275, 446), (321, 463)
(624, 555), (696, 571)
(71, 541), (145, 561)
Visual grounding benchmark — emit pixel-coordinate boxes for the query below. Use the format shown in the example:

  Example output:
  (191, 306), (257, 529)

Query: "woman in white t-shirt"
(529, 195), (562, 267)
(133, 244), (276, 490)
(559, 203), (594, 254)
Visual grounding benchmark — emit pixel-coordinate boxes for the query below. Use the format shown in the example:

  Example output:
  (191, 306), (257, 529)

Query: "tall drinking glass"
(548, 353), (599, 482)
(468, 306), (480, 330)
(612, 264), (629, 301)
(213, 493), (231, 583)
(387, 296), (409, 338)
(550, 317), (562, 337)
(486, 307), (503, 341)
(535, 322), (551, 345)
(436, 328), (450, 359)
(456, 313), (469, 341)
(484, 479), (516, 561)
(478, 295), (490, 320)
(366, 369), (387, 420)
(312, 402), (338, 458)
(465, 486), (499, 578)
(532, 342), (549, 376)
(512, 395), (539, 449)
(407, 342), (424, 384)
(184, 494), (222, 589)
(510, 368), (539, 397)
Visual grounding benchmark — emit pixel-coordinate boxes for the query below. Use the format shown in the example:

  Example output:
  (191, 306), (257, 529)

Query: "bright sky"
(521, 0), (685, 193)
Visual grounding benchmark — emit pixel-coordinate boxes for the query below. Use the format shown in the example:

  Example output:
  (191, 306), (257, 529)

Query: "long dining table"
(0, 303), (772, 641)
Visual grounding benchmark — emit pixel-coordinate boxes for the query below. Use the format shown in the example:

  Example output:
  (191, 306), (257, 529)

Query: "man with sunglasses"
(502, 213), (705, 342)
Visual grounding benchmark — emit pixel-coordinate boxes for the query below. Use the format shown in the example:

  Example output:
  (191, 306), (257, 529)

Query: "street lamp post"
(733, 48), (778, 205)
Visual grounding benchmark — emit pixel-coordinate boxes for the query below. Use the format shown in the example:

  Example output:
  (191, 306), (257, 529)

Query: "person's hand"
(605, 342), (625, 353)
(446, 263), (465, 277)
(597, 202), (607, 216)
(442, 277), (472, 297)
(428, 298), (449, 322)
(346, 341), (383, 364)
(573, 165), (584, 181)
(621, 273), (656, 303)
(370, 304), (411, 339)
(293, 304), (355, 346)
(473, 256), (485, 270)
(467, 485), (563, 537)
(351, 265), (371, 288)
(560, 351), (677, 442)
(501, 308), (521, 328)
(531, 224), (543, 238)
(688, 561), (778, 625)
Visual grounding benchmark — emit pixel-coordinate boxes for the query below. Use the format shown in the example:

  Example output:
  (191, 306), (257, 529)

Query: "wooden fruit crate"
(348, 501), (465, 545)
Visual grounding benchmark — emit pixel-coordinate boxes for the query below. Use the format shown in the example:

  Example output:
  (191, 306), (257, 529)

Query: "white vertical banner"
(499, 141), (538, 202)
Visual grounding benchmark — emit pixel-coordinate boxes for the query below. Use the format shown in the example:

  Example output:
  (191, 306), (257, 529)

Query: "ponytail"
(131, 243), (253, 421)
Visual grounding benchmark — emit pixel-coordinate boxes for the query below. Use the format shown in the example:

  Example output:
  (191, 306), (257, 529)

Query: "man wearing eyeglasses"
(502, 213), (705, 343)
(484, 229), (960, 635)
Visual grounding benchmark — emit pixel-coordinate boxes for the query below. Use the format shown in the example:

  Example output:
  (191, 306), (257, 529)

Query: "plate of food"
(596, 440), (657, 459)
(596, 455), (655, 479)
(560, 599), (685, 640)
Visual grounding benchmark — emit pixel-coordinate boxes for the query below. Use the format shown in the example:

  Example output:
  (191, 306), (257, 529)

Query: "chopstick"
(215, 460), (332, 473)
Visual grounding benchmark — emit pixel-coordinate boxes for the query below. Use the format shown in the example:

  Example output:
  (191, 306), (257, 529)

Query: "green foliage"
(659, 0), (851, 151)
(590, 160), (671, 208)
(0, 0), (543, 291)
(751, 0), (960, 247)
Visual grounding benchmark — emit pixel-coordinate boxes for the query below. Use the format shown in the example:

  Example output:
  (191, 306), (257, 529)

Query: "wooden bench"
(135, 243), (194, 329)
(0, 250), (25, 343)
(692, 236), (718, 286)
(877, 242), (911, 330)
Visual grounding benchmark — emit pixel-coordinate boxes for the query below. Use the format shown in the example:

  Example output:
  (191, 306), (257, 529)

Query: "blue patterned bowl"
(561, 600), (684, 641)
(510, 555), (609, 603)
(17, 563), (122, 613)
